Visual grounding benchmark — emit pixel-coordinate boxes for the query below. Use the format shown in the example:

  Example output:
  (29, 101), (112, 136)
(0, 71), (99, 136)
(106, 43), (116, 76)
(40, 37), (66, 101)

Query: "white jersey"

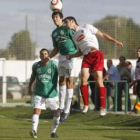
(72, 24), (99, 55)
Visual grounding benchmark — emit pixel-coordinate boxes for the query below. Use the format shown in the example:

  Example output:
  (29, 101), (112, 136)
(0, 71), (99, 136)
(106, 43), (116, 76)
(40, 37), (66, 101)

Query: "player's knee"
(54, 109), (60, 117)
(54, 116), (60, 125)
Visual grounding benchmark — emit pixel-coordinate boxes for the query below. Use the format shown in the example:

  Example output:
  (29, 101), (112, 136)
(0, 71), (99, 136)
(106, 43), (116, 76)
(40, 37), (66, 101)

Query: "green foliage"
(94, 16), (140, 59)
(7, 30), (35, 60)
(1, 30), (37, 60)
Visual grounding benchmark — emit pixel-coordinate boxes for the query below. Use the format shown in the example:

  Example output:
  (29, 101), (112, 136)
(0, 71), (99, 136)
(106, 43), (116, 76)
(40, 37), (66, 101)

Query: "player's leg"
(58, 55), (67, 111)
(46, 96), (60, 138)
(60, 58), (76, 122)
(59, 76), (66, 111)
(29, 96), (46, 138)
(80, 68), (91, 113)
(29, 108), (41, 138)
(59, 76), (74, 122)
(93, 70), (106, 116)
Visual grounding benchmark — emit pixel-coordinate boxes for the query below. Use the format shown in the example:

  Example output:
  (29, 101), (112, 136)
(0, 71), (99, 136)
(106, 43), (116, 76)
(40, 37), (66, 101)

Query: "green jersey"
(32, 60), (58, 98)
(52, 25), (77, 55)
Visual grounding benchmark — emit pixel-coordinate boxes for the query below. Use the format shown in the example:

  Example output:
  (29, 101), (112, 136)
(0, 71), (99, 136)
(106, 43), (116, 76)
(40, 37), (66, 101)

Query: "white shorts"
(58, 54), (76, 77)
(32, 95), (59, 110)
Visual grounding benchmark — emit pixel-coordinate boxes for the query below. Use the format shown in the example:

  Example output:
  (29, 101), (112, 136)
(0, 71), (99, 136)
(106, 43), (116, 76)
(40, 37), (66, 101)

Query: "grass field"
(0, 106), (140, 140)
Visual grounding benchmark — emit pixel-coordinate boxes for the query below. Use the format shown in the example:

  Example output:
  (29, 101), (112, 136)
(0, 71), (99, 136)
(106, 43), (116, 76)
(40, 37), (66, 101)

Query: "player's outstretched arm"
(66, 50), (83, 59)
(96, 30), (123, 47)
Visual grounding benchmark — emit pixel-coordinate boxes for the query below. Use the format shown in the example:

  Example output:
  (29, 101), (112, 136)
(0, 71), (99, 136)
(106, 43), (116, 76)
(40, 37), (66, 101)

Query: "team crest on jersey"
(47, 69), (51, 73)
(60, 30), (64, 35)
(37, 68), (41, 73)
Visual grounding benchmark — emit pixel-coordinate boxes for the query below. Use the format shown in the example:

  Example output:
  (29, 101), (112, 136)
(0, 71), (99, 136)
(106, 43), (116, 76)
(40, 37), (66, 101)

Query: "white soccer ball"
(50, 0), (62, 11)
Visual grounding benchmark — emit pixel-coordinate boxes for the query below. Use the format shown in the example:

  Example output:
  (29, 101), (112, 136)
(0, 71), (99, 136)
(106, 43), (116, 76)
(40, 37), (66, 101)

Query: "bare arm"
(49, 47), (59, 58)
(96, 30), (123, 47)
(66, 50), (83, 59)
(103, 73), (110, 81)
(129, 79), (139, 88)
(28, 74), (35, 95)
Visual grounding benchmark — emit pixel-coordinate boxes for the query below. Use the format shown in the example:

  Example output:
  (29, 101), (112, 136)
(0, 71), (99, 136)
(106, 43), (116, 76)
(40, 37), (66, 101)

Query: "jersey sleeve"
(68, 29), (78, 50)
(52, 60), (58, 68)
(86, 24), (98, 35)
(32, 62), (37, 77)
(51, 32), (57, 48)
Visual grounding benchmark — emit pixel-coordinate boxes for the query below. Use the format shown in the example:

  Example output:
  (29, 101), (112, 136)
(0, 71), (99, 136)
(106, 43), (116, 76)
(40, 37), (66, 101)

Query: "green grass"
(0, 106), (140, 140)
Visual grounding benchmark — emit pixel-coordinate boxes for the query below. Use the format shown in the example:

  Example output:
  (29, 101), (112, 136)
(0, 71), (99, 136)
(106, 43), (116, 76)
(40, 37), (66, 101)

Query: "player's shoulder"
(50, 59), (58, 68)
(32, 61), (41, 69)
(82, 24), (93, 28)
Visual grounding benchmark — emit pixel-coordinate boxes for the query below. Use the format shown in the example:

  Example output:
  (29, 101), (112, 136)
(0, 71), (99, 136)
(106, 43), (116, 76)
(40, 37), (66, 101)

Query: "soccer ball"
(50, 0), (62, 11)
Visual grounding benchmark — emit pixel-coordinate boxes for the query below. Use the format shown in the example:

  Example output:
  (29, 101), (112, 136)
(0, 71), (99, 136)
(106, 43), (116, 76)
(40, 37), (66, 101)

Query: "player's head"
(119, 56), (126, 65)
(125, 61), (132, 69)
(137, 47), (140, 58)
(52, 11), (63, 27)
(107, 59), (113, 68)
(64, 16), (79, 30)
(40, 48), (49, 62)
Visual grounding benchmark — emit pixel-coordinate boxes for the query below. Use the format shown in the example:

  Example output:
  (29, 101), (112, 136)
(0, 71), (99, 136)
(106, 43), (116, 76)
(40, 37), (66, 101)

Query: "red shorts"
(81, 50), (104, 71)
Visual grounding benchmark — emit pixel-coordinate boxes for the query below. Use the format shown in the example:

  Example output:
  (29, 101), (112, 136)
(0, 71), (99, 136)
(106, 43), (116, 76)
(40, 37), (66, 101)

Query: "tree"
(94, 16), (140, 59)
(7, 30), (36, 60)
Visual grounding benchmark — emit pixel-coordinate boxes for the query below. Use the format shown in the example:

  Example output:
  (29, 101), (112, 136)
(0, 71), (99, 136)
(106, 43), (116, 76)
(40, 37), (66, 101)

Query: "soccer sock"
(98, 87), (106, 108)
(51, 116), (60, 133)
(80, 85), (88, 106)
(59, 85), (66, 110)
(64, 89), (73, 113)
(32, 114), (39, 132)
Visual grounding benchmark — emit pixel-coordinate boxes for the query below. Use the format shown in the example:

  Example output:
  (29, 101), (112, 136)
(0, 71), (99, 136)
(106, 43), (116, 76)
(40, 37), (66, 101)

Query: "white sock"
(51, 116), (60, 133)
(59, 85), (66, 110)
(64, 89), (73, 113)
(32, 114), (39, 132)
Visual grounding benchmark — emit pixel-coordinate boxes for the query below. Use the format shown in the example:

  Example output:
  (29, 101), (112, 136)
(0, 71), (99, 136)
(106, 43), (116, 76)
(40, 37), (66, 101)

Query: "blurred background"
(0, 0), (140, 102)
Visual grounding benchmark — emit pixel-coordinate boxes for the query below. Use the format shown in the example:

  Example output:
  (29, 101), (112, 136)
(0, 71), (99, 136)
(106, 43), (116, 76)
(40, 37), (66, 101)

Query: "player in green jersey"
(47, 11), (78, 122)
(28, 48), (60, 138)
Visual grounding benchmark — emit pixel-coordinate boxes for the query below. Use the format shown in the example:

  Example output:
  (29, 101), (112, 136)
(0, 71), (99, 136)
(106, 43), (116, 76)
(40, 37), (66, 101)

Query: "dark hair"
(64, 16), (79, 25)
(125, 61), (131, 65)
(107, 59), (113, 64)
(40, 48), (49, 54)
(52, 11), (63, 19)
(137, 47), (140, 50)
(119, 56), (126, 61)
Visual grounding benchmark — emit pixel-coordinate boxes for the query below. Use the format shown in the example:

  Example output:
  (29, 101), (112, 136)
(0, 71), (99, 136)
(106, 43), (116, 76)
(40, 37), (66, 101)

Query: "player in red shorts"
(64, 16), (123, 116)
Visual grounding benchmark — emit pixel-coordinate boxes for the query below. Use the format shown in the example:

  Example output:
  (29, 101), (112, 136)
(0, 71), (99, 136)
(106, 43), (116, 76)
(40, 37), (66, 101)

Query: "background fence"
(0, 0), (140, 104)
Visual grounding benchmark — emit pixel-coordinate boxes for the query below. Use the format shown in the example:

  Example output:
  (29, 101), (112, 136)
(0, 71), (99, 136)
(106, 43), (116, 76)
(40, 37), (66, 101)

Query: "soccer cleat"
(60, 113), (70, 122)
(100, 108), (106, 117)
(29, 130), (37, 138)
(51, 133), (59, 138)
(81, 106), (88, 114)
(60, 109), (64, 113)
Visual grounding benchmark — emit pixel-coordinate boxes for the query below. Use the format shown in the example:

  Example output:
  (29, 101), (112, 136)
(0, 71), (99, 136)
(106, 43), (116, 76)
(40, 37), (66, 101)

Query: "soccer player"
(47, 12), (77, 122)
(64, 16), (123, 116)
(28, 48), (60, 138)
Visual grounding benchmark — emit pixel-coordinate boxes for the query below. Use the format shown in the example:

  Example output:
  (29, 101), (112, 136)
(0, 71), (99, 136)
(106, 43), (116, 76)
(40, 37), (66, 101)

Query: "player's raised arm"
(96, 30), (123, 47)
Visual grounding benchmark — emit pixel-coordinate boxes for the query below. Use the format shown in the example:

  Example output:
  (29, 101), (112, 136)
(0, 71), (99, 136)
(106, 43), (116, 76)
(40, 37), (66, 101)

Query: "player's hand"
(28, 87), (33, 95)
(116, 41), (123, 47)
(66, 55), (72, 60)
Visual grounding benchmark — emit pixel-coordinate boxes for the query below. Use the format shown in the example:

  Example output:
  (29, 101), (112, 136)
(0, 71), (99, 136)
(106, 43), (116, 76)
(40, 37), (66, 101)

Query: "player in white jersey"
(64, 16), (123, 116)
